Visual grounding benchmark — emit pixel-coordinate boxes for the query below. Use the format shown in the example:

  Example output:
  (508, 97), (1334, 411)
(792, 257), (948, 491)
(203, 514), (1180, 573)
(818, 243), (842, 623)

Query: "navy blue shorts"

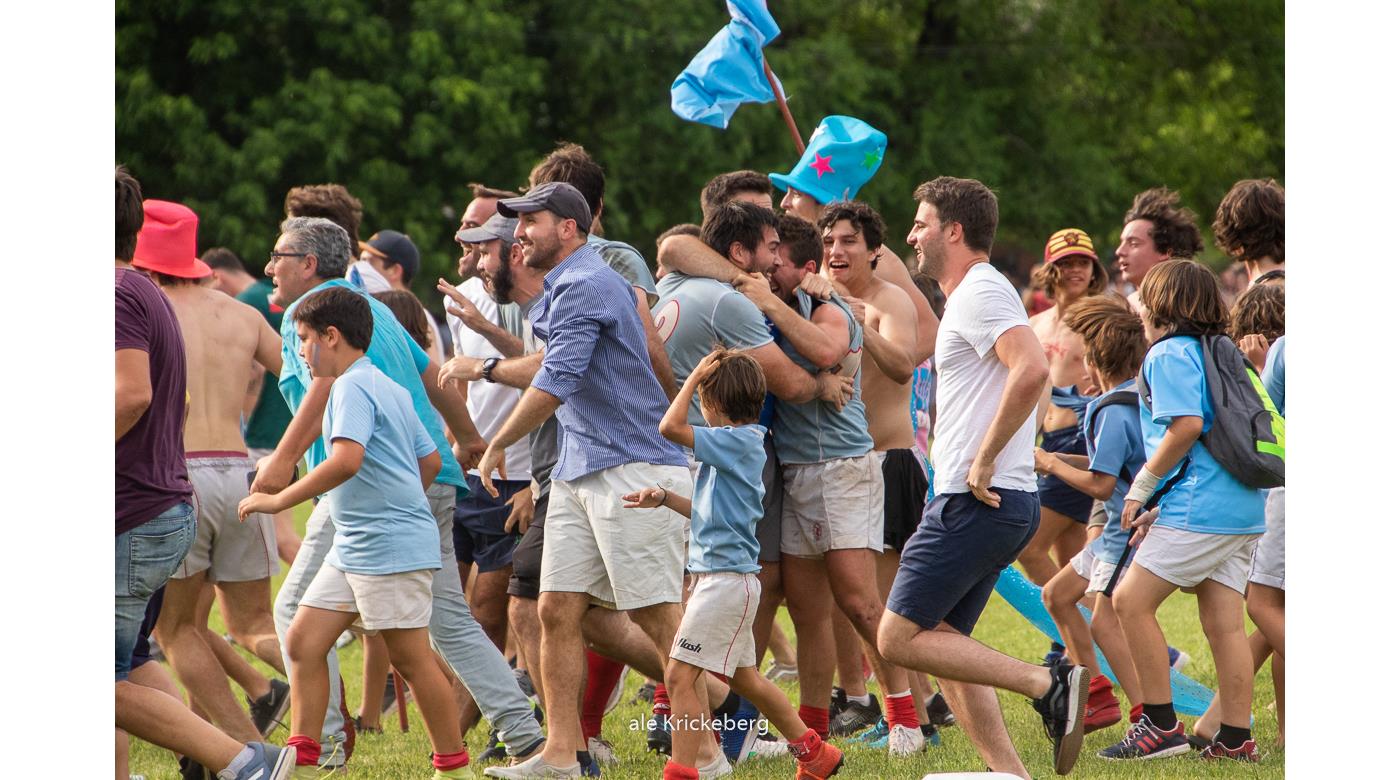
(1037, 426), (1092, 522)
(453, 474), (529, 571)
(887, 489), (1040, 634)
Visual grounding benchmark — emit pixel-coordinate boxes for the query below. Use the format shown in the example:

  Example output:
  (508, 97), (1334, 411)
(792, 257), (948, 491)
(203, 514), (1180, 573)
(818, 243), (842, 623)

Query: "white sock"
(851, 692), (873, 706)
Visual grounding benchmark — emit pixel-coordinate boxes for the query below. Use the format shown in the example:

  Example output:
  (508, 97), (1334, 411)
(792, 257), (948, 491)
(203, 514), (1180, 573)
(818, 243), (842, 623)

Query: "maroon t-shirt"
(115, 267), (192, 535)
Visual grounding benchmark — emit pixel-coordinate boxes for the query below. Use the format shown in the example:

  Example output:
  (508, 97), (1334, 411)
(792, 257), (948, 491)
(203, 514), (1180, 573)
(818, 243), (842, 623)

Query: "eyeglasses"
(269, 251), (310, 264)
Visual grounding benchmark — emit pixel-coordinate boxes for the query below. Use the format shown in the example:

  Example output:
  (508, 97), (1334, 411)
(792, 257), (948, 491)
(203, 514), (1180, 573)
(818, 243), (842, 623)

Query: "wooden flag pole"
(763, 57), (805, 155)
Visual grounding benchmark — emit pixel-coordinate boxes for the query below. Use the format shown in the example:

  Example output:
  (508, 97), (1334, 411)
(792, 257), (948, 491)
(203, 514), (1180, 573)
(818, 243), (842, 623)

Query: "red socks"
(788, 727), (823, 761)
(287, 735), (320, 767)
(1130, 703), (1144, 722)
(798, 704), (830, 740)
(653, 682), (672, 718)
(886, 690), (920, 729)
(431, 750), (470, 771)
(662, 760), (700, 780)
(581, 651), (626, 739)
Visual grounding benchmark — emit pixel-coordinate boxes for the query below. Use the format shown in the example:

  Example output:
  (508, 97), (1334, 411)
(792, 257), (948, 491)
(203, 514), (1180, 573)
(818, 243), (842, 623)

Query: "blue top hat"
(769, 115), (888, 204)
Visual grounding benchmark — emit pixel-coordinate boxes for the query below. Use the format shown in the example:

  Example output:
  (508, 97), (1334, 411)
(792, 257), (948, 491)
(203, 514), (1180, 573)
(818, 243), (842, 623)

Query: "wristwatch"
(481, 356), (500, 383)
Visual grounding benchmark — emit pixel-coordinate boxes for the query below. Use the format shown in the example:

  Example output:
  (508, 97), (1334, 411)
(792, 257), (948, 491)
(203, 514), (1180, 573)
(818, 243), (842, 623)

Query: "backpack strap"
(1086, 390), (1138, 484)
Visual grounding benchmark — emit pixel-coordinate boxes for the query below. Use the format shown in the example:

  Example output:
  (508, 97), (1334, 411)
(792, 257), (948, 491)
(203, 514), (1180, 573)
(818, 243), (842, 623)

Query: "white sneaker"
(482, 753), (581, 778)
(744, 738), (791, 761)
(887, 723), (925, 757)
(696, 753), (733, 779)
(587, 736), (618, 766)
(764, 660), (798, 682)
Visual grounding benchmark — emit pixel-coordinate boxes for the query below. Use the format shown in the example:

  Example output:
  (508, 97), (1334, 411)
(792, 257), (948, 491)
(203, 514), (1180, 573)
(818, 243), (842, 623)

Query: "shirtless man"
(134, 200), (289, 744)
(1017, 229), (1110, 589)
(1115, 187), (1203, 313)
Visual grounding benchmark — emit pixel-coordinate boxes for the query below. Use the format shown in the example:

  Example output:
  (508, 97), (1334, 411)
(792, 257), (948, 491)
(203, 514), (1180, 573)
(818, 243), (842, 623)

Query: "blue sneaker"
(922, 724), (942, 748)
(720, 697), (761, 762)
(855, 719), (889, 745)
(232, 743), (294, 780)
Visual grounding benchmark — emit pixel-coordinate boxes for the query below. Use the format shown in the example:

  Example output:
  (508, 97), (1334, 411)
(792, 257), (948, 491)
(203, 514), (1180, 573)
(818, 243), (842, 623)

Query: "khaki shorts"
(540, 462), (689, 610)
(671, 572), (760, 676)
(1070, 546), (1123, 594)
(176, 454), (278, 583)
(300, 564), (434, 633)
(1132, 525), (1261, 595)
(780, 451), (884, 558)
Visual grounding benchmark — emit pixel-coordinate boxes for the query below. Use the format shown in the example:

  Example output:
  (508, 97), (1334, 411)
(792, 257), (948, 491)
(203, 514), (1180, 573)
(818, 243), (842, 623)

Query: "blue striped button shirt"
(529, 242), (687, 482)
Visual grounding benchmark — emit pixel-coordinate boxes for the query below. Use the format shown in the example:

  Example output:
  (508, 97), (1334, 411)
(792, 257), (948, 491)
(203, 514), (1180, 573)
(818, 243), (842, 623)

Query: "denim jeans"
(116, 501), (195, 680)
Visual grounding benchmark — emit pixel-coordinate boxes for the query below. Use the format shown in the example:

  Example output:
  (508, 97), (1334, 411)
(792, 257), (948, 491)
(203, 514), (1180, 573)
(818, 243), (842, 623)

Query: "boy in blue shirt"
(239, 288), (472, 779)
(1101, 260), (1265, 762)
(1033, 297), (1149, 737)
(623, 348), (844, 780)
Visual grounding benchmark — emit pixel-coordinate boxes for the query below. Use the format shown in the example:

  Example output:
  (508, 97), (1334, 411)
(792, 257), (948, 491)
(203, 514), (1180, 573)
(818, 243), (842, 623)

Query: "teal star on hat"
(862, 149), (882, 169)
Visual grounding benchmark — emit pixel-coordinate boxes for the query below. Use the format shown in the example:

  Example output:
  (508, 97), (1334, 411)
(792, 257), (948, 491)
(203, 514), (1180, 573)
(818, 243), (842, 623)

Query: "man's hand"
(250, 453), (296, 495)
(454, 436), (486, 472)
(238, 492), (283, 521)
(1238, 334), (1270, 372)
(816, 372), (855, 411)
(967, 454), (1002, 508)
(438, 278), (488, 330)
(476, 443), (508, 498)
(845, 296), (867, 326)
(732, 273), (783, 315)
(798, 273), (835, 301)
(1128, 506), (1160, 546)
(439, 356), (485, 388)
(621, 486), (667, 509)
(505, 489), (534, 534)
(1032, 446), (1055, 475)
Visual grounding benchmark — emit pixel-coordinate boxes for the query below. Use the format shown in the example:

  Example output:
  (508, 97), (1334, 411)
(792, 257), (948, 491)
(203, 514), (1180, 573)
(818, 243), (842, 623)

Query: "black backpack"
(1085, 390), (1139, 484)
(1137, 333), (1285, 489)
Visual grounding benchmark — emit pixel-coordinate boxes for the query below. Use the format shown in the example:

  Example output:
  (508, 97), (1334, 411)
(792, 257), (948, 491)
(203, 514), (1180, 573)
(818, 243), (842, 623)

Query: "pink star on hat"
(809, 152), (834, 178)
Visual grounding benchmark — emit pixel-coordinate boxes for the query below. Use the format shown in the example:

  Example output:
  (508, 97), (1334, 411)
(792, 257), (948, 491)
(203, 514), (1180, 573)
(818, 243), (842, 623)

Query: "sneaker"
(249, 679), (293, 738)
(1043, 642), (1066, 668)
(745, 739), (790, 760)
(482, 753), (582, 778)
(604, 666), (628, 713)
(828, 687), (847, 720)
(587, 737), (618, 766)
(720, 697), (761, 762)
(1168, 646), (1190, 672)
(1083, 676), (1122, 734)
(577, 751), (600, 778)
(855, 719), (888, 745)
(334, 630), (356, 650)
(1098, 716), (1191, 760)
(379, 674), (400, 718)
(647, 712), (673, 755)
(634, 681), (656, 705)
(764, 659), (798, 682)
(794, 739), (844, 780)
(830, 693), (880, 737)
(921, 724), (942, 748)
(515, 667), (537, 700)
(696, 753), (732, 779)
(232, 743), (294, 780)
(349, 716), (383, 736)
(885, 723), (924, 757)
(924, 691), (956, 728)
(1199, 738), (1260, 762)
(478, 729), (509, 763)
(1030, 662), (1089, 775)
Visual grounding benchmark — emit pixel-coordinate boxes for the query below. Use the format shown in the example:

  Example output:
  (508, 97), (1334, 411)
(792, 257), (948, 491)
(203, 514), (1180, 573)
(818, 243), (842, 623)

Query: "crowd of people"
(115, 118), (1285, 780)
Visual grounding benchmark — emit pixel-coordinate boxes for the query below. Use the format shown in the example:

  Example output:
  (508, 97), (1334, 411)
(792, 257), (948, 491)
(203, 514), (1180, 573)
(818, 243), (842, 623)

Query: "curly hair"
(817, 200), (886, 263)
(285, 184), (363, 244)
(1228, 283), (1285, 344)
(1123, 187), (1204, 258)
(1213, 179), (1284, 264)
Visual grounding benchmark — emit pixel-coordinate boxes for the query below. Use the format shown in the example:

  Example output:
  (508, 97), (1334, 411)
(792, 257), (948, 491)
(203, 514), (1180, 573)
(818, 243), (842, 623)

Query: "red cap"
(132, 200), (211, 278)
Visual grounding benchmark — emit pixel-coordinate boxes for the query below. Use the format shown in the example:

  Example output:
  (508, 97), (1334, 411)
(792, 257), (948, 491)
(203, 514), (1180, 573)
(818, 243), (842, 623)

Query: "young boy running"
(239, 287), (472, 779)
(623, 349), (844, 780)
(1102, 260), (1266, 762)
(1033, 296), (1148, 735)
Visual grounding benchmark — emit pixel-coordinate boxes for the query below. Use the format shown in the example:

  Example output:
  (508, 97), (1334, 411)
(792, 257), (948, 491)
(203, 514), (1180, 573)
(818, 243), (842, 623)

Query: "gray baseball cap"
(497, 181), (593, 233)
(456, 214), (518, 245)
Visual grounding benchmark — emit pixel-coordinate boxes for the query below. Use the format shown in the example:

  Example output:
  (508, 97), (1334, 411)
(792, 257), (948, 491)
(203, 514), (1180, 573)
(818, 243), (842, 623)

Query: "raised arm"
(438, 279), (524, 358)
(658, 235), (741, 284)
(876, 245), (939, 364)
(732, 274), (846, 370)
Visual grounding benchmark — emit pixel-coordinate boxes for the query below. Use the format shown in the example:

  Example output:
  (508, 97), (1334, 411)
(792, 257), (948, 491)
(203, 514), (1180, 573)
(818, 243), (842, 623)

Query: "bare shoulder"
(1028, 305), (1057, 328)
(869, 277), (913, 315)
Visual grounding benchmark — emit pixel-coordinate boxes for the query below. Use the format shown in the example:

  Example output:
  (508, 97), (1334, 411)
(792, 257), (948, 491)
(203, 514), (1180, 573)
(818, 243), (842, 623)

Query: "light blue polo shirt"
(322, 358), (442, 574)
(1140, 336), (1266, 535)
(1083, 380), (1147, 562)
(277, 278), (466, 489)
(689, 424), (766, 574)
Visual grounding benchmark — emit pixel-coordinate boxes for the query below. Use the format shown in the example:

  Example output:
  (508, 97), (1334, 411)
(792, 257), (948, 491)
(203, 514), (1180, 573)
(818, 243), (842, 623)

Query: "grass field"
(129, 503), (1283, 779)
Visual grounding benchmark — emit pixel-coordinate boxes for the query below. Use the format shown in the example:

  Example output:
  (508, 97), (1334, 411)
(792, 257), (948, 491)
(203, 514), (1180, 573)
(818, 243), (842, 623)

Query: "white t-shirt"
(931, 262), (1038, 495)
(446, 277), (532, 481)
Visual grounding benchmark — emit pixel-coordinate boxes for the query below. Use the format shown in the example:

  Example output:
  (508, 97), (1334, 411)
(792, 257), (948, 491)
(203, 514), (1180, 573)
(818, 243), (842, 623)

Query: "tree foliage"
(117, 0), (1282, 301)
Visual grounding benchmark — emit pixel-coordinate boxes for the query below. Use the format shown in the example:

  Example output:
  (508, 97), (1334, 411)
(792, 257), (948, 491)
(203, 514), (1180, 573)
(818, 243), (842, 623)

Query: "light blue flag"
(670, 0), (785, 128)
